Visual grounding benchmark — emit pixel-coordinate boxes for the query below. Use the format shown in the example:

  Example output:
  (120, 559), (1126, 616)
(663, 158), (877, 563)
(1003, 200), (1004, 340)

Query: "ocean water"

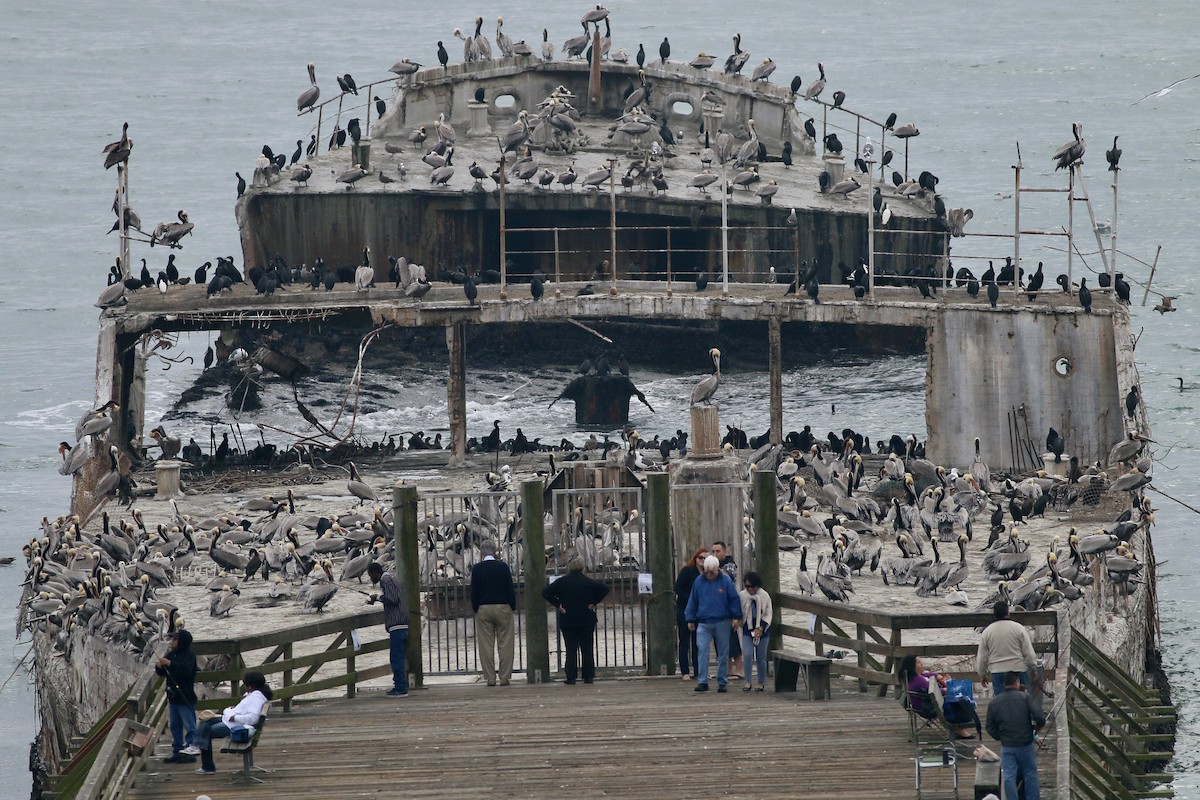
(2, 0), (1199, 793)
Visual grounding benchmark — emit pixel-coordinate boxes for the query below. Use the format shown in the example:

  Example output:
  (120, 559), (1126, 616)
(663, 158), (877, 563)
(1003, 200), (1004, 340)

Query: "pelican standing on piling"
(691, 348), (722, 406)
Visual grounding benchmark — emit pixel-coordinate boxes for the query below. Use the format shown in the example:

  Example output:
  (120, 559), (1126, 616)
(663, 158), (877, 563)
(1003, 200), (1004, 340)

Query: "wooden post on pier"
(587, 27), (602, 114)
(645, 473), (675, 676)
(768, 317), (782, 446)
(394, 483), (423, 689)
(689, 405), (721, 457)
(521, 479), (550, 684)
(446, 322), (467, 466)
(752, 470), (781, 655)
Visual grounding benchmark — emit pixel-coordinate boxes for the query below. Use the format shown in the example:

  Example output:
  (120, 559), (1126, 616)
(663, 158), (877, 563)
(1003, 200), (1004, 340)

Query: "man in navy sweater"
(471, 540), (517, 686)
(986, 670), (1046, 800)
(685, 555), (743, 693)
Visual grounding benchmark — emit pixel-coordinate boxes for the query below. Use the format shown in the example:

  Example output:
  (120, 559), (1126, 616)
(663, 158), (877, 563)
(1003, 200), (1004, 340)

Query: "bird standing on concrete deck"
(347, 462), (378, 506)
(691, 348), (722, 406)
(1046, 428), (1065, 462)
(751, 58), (776, 82)
(724, 33), (749, 75)
(463, 273), (478, 305)
(659, 37), (670, 64)
(986, 280), (999, 309)
(1078, 277), (1093, 313)
(297, 63), (320, 112)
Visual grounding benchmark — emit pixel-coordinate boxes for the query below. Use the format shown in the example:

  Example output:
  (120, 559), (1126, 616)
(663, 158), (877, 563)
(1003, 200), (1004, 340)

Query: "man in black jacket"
(986, 670), (1046, 800)
(368, 563), (411, 697)
(542, 558), (611, 684)
(156, 629), (198, 762)
(471, 540), (517, 686)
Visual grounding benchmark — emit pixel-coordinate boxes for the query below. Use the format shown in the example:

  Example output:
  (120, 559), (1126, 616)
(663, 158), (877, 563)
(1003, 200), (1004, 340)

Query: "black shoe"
(718, 684), (728, 693)
(163, 754), (184, 764)
(564, 679), (576, 685)
(694, 683), (709, 692)
(583, 679), (594, 684)
(742, 685), (753, 692)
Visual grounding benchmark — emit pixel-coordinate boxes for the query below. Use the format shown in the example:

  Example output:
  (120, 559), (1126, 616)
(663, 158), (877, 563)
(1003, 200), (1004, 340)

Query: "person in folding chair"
(193, 671), (273, 776)
(898, 655), (979, 740)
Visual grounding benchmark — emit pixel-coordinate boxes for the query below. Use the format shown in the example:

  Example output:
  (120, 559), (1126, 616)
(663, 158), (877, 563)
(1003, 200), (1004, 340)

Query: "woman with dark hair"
(193, 671), (273, 775)
(674, 547), (708, 680)
(899, 655), (978, 739)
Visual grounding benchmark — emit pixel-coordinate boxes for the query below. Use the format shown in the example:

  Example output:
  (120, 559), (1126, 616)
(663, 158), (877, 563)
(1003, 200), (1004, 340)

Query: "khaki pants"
(476, 604), (514, 685)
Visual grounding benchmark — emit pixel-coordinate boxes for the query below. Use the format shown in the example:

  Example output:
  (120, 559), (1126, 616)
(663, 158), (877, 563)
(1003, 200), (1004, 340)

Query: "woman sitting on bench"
(192, 670), (273, 775)
(899, 655), (979, 740)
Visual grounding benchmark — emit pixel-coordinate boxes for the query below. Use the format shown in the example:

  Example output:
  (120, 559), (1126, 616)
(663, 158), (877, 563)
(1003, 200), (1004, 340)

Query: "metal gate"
(549, 486), (646, 673)
(415, 490), (525, 676)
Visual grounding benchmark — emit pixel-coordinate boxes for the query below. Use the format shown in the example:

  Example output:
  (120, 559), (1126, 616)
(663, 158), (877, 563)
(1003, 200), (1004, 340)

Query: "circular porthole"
(672, 100), (694, 116)
(1053, 356), (1073, 378)
(494, 93), (517, 109)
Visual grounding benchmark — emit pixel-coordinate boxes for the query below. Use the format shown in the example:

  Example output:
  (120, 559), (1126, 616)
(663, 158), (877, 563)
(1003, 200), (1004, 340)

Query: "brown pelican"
(297, 63), (319, 112)
(690, 348), (721, 406)
(473, 17), (492, 61)
(103, 122), (132, 169)
(690, 52), (716, 70)
(751, 58), (776, 83)
(336, 164), (367, 189)
(795, 546), (816, 595)
(582, 165), (611, 189)
(892, 122), (920, 138)
(581, 5), (609, 25)
(689, 170), (719, 193)
(804, 62), (826, 101)
(829, 177), (861, 197)
(723, 33), (750, 75)
(736, 119), (760, 166)
(495, 16), (513, 57)
(210, 585), (240, 617)
(563, 22), (589, 59)
(1052, 122), (1086, 170)
(348, 462), (378, 506)
(291, 164), (312, 187)
(500, 110), (531, 153)
(756, 180), (779, 204)
(435, 113), (456, 145)
(390, 58), (421, 77)
(541, 28), (555, 61)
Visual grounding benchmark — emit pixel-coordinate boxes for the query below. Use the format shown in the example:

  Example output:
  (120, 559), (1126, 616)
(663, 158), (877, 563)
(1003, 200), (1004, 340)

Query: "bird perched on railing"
(297, 63), (319, 112)
(1052, 122), (1086, 170)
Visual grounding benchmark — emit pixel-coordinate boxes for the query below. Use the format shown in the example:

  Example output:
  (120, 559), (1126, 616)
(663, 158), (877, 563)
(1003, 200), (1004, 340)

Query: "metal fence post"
(394, 483), (423, 689)
(521, 479), (550, 683)
(752, 470), (780, 654)
(645, 473), (675, 676)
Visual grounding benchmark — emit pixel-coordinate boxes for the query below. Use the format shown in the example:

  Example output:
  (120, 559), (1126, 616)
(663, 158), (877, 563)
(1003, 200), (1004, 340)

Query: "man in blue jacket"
(685, 555), (743, 693)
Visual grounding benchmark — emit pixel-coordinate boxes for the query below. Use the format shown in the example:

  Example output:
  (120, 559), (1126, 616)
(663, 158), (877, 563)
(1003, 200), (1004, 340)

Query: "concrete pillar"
(445, 322), (467, 466)
(644, 473), (675, 676)
(154, 461), (184, 500)
(393, 483), (423, 689)
(752, 470), (781, 654)
(822, 153), (845, 185)
(521, 479), (550, 683)
(350, 140), (371, 172)
(466, 101), (491, 137)
(768, 317), (783, 446)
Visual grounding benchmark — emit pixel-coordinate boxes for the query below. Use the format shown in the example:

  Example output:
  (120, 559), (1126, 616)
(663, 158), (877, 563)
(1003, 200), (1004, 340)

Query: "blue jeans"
(992, 671), (1029, 695)
(389, 627), (409, 693)
(197, 718), (230, 771)
(168, 701), (197, 753)
(1001, 742), (1040, 800)
(694, 620), (731, 686)
(742, 632), (768, 687)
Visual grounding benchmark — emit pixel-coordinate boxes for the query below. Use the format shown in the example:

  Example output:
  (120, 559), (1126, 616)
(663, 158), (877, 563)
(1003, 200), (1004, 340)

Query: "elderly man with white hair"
(684, 555), (743, 693)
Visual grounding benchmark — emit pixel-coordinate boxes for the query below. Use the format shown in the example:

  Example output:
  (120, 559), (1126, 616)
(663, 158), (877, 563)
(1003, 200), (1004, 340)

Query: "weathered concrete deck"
(125, 679), (1053, 799)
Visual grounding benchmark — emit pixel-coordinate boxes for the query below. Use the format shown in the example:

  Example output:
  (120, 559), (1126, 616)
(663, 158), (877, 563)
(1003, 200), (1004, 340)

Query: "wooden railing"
(192, 608), (390, 712)
(59, 609), (391, 799)
(1067, 629), (1175, 799)
(774, 592), (1059, 696)
(52, 662), (169, 800)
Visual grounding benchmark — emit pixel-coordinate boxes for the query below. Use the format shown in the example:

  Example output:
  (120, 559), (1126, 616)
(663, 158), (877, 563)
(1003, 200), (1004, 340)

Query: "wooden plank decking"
(124, 678), (1055, 800)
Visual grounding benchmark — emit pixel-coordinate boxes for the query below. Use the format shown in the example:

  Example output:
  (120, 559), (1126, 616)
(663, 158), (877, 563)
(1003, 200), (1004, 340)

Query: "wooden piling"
(689, 405), (721, 457)
(445, 322), (467, 466)
(644, 473), (675, 676)
(394, 483), (423, 689)
(768, 317), (783, 446)
(521, 479), (550, 683)
(752, 470), (781, 654)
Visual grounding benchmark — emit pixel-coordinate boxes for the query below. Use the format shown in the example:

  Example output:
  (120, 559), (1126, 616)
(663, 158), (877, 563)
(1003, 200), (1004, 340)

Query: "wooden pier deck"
(124, 678), (1054, 800)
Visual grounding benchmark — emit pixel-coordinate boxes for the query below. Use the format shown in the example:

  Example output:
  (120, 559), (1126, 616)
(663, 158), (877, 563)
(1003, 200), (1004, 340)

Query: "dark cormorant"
(1126, 386), (1139, 418)
(782, 141), (792, 168)
(659, 37), (670, 63)
(636, 43), (645, 68)
(235, 172), (246, 198)
(1046, 427), (1065, 462)
(1025, 262), (1044, 299)
(1106, 135), (1122, 171)
(437, 41), (449, 67)
(986, 280), (999, 309)
(463, 274), (478, 305)
(1079, 277), (1093, 313)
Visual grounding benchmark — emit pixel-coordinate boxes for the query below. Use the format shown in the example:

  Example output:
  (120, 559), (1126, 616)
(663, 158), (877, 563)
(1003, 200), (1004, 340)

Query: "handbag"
(229, 724), (253, 743)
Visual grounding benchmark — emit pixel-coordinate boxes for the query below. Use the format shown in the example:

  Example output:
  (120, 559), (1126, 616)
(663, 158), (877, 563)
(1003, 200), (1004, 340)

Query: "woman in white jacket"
(738, 572), (773, 692)
(192, 670), (273, 775)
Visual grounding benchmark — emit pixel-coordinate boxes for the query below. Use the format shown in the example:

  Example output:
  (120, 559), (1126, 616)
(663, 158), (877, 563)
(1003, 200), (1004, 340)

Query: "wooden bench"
(220, 713), (269, 785)
(770, 650), (831, 700)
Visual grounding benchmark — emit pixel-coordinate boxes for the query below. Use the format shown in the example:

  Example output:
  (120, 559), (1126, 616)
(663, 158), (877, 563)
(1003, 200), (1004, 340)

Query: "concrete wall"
(926, 305), (1125, 471)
